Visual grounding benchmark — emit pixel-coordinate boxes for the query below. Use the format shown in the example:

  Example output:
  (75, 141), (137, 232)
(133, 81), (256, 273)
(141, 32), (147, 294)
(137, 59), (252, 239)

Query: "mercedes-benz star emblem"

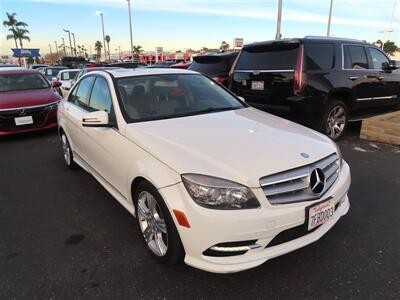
(309, 168), (326, 194)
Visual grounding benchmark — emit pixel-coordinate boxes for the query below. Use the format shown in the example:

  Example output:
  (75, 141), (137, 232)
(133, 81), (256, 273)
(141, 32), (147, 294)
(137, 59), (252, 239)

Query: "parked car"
(107, 62), (146, 69)
(56, 69), (80, 97)
(170, 61), (192, 69)
(147, 61), (176, 68)
(229, 36), (400, 140)
(0, 64), (20, 68)
(189, 52), (237, 87)
(41, 66), (68, 82)
(0, 69), (61, 136)
(31, 64), (48, 70)
(71, 67), (119, 86)
(58, 68), (350, 273)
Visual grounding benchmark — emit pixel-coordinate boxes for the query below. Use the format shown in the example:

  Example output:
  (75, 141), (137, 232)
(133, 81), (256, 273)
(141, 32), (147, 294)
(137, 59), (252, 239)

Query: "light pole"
(327, 0), (333, 36)
(96, 11), (106, 62)
(54, 40), (59, 60)
(48, 44), (53, 64)
(127, 0), (134, 60)
(72, 32), (77, 56)
(63, 28), (73, 56)
(275, 0), (283, 40)
(61, 37), (66, 56)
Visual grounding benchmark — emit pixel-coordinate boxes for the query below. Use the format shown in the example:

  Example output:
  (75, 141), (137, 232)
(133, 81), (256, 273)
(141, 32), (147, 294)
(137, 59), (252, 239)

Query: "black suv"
(190, 52), (237, 87)
(229, 36), (399, 139)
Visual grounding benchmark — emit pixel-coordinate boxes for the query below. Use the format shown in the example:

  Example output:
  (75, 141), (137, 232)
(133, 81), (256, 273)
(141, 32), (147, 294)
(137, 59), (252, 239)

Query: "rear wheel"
(61, 133), (78, 169)
(134, 181), (185, 264)
(319, 100), (348, 140)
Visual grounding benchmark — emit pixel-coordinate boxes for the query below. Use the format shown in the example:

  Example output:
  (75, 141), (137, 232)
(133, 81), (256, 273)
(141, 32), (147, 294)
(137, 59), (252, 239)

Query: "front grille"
(260, 153), (340, 205)
(0, 103), (57, 132)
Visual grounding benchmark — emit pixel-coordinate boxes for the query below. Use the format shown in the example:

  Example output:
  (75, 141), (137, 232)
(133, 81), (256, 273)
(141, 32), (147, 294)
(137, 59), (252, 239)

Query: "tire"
(133, 181), (185, 265)
(61, 132), (79, 170)
(318, 100), (349, 141)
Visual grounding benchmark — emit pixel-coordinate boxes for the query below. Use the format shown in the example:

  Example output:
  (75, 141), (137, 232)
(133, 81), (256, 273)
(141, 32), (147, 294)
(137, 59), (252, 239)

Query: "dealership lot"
(0, 123), (399, 299)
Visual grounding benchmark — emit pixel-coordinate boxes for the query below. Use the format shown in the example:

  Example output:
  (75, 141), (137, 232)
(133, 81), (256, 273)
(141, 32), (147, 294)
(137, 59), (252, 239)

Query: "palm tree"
(14, 27), (30, 49)
(133, 45), (143, 55)
(94, 41), (103, 62)
(77, 45), (82, 56)
(105, 35), (111, 61)
(219, 41), (230, 51)
(3, 12), (28, 65)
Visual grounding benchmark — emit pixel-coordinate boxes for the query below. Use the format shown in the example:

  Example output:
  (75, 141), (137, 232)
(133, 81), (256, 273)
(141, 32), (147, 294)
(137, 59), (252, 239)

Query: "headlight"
(181, 174), (260, 210)
(334, 142), (343, 170)
(45, 102), (60, 111)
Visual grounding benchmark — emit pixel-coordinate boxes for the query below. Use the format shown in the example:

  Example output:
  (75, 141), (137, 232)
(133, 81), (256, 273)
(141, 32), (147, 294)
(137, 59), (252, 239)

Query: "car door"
(366, 46), (400, 107)
(78, 75), (129, 199)
(343, 44), (379, 109)
(63, 76), (95, 157)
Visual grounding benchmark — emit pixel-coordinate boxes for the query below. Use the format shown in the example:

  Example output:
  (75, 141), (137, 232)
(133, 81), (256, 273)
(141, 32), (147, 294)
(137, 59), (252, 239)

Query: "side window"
(344, 45), (368, 69)
(368, 48), (389, 70)
(69, 76), (95, 109)
(88, 77), (113, 113)
(305, 43), (335, 70)
(68, 83), (80, 103)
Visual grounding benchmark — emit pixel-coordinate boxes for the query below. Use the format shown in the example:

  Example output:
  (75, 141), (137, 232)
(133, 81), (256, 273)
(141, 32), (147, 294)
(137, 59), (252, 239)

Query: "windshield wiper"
(190, 106), (240, 116)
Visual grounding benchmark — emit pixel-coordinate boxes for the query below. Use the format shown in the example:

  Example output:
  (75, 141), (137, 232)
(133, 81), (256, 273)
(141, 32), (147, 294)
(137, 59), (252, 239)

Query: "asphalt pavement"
(0, 123), (399, 299)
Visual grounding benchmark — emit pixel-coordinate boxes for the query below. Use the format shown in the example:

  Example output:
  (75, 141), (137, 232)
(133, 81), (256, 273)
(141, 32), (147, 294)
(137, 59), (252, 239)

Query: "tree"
(26, 56), (34, 65)
(383, 40), (398, 56)
(105, 35), (111, 61)
(94, 41), (103, 62)
(3, 12), (28, 65)
(14, 27), (30, 49)
(133, 45), (143, 55)
(220, 41), (230, 51)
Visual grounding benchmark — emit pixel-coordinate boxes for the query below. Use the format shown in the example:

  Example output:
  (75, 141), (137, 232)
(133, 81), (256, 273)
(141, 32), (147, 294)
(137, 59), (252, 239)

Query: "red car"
(170, 61), (192, 69)
(0, 68), (62, 136)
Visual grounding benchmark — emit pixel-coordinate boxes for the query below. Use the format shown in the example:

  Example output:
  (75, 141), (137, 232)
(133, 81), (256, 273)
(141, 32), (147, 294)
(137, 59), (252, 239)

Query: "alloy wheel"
(61, 134), (71, 166)
(326, 105), (346, 139)
(137, 191), (168, 257)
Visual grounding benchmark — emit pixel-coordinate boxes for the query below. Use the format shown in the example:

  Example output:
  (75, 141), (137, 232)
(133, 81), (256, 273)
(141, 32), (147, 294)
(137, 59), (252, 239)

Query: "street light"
(127, 0), (134, 60)
(96, 11), (106, 62)
(61, 37), (66, 56)
(327, 0), (334, 37)
(72, 32), (77, 57)
(54, 40), (59, 60)
(275, 0), (283, 40)
(48, 44), (53, 64)
(63, 28), (73, 56)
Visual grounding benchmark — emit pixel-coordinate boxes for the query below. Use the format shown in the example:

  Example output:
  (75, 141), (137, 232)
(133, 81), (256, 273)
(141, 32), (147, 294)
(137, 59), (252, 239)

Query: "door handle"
(377, 76), (384, 80)
(365, 75), (377, 79)
(348, 76), (358, 81)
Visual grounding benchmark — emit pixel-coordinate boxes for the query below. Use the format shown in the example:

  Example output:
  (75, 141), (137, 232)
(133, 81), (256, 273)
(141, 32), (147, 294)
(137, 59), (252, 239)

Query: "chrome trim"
(0, 100), (60, 112)
(235, 69), (295, 73)
(356, 95), (397, 101)
(260, 153), (340, 205)
(210, 244), (262, 252)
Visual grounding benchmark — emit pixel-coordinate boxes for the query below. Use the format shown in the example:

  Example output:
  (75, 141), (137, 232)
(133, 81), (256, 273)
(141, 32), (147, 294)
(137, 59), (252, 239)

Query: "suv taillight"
(294, 44), (304, 95)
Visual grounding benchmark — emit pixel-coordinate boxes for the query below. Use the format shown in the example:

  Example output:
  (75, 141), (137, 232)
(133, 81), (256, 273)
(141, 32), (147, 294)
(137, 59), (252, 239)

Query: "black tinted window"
(305, 43), (334, 70)
(89, 77), (113, 113)
(69, 76), (94, 109)
(189, 56), (235, 76)
(236, 44), (299, 70)
(0, 73), (49, 92)
(368, 47), (388, 69)
(344, 45), (368, 69)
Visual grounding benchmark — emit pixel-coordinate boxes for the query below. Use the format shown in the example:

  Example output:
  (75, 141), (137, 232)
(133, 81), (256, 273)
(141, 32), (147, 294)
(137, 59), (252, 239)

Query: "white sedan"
(57, 68), (351, 273)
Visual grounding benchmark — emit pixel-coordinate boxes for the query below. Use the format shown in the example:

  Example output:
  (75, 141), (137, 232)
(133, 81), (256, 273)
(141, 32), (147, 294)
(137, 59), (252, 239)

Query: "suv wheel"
(320, 100), (348, 140)
(61, 133), (78, 169)
(134, 181), (185, 265)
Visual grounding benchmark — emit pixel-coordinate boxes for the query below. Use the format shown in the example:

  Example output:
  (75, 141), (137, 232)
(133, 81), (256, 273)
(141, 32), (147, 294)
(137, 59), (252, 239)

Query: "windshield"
(46, 68), (65, 77)
(117, 74), (245, 122)
(0, 73), (50, 92)
(237, 44), (299, 70)
(61, 71), (79, 81)
(189, 56), (234, 76)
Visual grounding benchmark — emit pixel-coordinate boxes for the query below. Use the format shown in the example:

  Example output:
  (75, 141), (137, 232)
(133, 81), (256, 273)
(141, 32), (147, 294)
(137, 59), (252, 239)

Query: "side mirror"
(52, 81), (62, 88)
(382, 60), (397, 71)
(238, 96), (246, 102)
(82, 110), (110, 127)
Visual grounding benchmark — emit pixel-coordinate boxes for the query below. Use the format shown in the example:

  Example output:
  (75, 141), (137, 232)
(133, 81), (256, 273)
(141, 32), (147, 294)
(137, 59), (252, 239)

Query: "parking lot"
(0, 123), (399, 299)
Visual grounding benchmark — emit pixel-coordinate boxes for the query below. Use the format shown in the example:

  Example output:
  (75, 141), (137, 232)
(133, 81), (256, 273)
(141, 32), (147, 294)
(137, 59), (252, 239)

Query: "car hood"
(0, 89), (60, 110)
(125, 107), (336, 187)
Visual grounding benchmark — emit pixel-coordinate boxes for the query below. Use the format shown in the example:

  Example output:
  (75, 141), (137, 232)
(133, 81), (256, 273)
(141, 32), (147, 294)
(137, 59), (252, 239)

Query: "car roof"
(0, 68), (40, 75)
(59, 68), (80, 72)
(102, 68), (198, 78)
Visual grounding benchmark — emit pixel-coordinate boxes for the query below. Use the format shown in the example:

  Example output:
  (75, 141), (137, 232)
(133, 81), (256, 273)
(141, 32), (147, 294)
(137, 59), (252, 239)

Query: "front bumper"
(159, 161), (351, 273)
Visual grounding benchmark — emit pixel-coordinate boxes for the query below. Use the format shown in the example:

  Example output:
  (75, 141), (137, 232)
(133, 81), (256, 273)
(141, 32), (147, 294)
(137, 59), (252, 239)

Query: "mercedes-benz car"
(57, 68), (351, 273)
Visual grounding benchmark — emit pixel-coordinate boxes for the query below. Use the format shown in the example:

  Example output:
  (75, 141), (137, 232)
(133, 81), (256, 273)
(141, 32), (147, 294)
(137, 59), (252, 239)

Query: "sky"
(0, 0), (399, 56)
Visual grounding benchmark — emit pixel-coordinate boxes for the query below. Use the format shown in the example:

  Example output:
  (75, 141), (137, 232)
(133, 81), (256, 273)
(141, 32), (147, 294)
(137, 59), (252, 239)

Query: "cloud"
(25, 0), (397, 29)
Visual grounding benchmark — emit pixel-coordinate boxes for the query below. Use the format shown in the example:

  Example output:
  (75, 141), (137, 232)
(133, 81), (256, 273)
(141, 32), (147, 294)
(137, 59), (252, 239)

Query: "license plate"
(251, 81), (264, 90)
(15, 116), (33, 126)
(306, 198), (335, 231)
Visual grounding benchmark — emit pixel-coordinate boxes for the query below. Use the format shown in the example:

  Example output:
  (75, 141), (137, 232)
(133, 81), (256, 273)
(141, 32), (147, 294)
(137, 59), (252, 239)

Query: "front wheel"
(134, 181), (185, 265)
(61, 133), (78, 169)
(319, 100), (349, 140)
